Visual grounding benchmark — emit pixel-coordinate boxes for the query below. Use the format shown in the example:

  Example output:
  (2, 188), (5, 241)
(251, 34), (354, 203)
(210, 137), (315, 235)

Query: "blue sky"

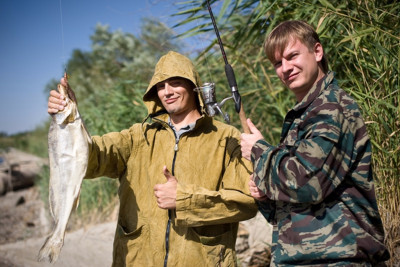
(0, 0), (209, 135)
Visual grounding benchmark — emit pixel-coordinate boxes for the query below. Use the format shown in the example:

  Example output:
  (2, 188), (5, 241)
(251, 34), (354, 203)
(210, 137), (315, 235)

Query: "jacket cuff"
(251, 139), (272, 163)
(175, 182), (192, 214)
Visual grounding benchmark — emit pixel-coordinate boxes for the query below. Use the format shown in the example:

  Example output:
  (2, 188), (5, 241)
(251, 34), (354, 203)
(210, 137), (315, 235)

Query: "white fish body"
(38, 82), (91, 263)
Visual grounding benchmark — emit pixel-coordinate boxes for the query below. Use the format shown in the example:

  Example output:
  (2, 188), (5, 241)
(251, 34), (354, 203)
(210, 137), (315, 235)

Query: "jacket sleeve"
(85, 128), (135, 179)
(251, 103), (354, 205)
(174, 137), (258, 227)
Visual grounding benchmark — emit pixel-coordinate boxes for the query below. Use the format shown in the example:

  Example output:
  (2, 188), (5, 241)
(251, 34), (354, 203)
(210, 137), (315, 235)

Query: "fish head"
(57, 83), (72, 101)
(53, 83), (77, 124)
(57, 83), (67, 97)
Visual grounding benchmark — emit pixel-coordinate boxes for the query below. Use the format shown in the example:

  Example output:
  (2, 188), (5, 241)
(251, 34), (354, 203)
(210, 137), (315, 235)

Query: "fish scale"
(38, 78), (91, 263)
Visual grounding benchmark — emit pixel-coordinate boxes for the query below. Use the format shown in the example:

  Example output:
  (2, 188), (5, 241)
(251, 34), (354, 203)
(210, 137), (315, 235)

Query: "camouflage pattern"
(251, 72), (389, 266)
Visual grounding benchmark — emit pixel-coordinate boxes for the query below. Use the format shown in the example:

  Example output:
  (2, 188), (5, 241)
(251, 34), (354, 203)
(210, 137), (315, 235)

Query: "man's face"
(157, 78), (197, 116)
(273, 38), (324, 101)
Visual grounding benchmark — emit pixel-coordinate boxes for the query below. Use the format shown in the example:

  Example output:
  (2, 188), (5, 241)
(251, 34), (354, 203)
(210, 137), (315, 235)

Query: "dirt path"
(0, 221), (115, 267)
(0, 185), (115, 267)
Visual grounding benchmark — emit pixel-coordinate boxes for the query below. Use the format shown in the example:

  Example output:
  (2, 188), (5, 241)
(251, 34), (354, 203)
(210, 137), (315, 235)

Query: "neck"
(169, 109), (201, 131)
(296, 68), (326, 102)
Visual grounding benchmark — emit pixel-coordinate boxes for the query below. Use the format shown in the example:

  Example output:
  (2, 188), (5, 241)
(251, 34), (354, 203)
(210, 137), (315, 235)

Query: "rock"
(236, 212), (272, 266)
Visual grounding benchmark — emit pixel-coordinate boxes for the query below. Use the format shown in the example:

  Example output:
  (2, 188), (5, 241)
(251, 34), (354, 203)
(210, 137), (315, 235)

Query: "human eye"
(169, 80), (182, 87)
(274, 61), (282, 68)
(156, 83), (165, 90)
(290, 52), (299, 60)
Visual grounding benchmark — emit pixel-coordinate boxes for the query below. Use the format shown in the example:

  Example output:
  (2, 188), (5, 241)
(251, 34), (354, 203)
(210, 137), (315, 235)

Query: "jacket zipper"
(164, 136), (179, 267)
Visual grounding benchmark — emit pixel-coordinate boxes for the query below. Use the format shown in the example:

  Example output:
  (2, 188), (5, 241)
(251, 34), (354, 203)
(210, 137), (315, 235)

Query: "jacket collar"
(146, 112), (213, 133)
(292, 71), (335, 112)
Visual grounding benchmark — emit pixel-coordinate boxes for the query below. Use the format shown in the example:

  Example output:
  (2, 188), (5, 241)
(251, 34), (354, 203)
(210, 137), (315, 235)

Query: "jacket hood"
(143, 51), (204, 117)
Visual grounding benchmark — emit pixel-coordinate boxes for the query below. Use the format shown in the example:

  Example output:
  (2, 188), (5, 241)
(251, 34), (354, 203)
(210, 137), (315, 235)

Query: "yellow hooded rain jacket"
(85, 51), (258, 266)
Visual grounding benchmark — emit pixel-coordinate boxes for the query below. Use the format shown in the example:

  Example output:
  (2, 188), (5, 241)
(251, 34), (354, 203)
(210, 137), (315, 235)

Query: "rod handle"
(239, 102), (250, 134)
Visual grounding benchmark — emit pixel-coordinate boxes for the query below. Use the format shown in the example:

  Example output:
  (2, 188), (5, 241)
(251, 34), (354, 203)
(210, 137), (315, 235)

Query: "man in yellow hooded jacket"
(47, 51), (258, 266)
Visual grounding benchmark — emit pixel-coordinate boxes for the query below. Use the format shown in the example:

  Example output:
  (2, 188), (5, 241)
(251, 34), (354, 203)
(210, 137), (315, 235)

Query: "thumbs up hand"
(240, 119), (264, 161)
(154, 166), (178, 209)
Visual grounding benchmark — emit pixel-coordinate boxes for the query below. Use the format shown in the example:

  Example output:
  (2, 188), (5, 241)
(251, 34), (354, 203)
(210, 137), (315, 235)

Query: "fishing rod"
(204, 0), (250, 133)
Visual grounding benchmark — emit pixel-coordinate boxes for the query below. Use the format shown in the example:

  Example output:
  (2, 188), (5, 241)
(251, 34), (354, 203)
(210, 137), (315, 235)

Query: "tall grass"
(315, 2), (400, 263)
(175, 0), (399, 264)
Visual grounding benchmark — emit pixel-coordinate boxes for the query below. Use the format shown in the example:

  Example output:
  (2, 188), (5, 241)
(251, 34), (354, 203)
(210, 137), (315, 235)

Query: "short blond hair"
(264, 20), (328, 73)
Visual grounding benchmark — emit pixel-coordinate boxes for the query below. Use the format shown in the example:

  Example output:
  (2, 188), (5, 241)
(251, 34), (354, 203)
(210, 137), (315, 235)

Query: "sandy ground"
(0, 148), (272, 267)
(0, 148), (117, 267)
(0, 186), (112, 267)
(0, 221), (115, 267)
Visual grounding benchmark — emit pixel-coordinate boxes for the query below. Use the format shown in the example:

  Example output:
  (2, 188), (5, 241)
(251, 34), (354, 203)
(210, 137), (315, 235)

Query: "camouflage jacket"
(251, 72), (389, 266)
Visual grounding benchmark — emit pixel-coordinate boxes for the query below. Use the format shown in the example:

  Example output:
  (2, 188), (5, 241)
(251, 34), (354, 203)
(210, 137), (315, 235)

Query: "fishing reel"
(194, 82), (232, 124)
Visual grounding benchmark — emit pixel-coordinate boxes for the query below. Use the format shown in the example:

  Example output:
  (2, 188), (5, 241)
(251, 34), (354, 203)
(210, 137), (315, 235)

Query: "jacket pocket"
(114, 223), (149, 266)
(191, 226), (235, 267)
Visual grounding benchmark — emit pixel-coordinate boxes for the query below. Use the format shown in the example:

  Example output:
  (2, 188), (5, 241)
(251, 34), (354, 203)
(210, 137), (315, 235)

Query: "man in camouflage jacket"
(240, 20), (389, 266)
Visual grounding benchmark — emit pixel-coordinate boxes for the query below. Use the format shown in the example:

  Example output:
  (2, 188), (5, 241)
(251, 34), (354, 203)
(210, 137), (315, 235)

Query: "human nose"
(164, 83), (173, 96)
(281, 59), (293, 73)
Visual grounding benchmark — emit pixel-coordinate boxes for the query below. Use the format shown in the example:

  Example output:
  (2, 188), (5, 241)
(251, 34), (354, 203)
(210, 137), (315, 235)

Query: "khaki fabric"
(85, 51), (258, 266)
(143, 50), (204, 116)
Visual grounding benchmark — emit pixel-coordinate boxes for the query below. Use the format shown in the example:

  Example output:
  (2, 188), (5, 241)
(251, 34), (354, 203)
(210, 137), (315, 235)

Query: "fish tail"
(37, 233), (64, 263)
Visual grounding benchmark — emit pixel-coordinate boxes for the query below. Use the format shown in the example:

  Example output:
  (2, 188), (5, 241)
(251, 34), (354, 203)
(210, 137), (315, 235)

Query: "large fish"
(38, 74), (91, 263)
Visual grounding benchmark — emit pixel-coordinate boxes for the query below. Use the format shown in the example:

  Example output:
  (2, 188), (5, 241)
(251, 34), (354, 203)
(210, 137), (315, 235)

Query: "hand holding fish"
(47, 74), (77, 114)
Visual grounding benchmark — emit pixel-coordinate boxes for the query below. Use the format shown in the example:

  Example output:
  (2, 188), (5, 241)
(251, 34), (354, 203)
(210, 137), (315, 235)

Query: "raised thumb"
(247, 118), (259, 134)
(163, 166), (176, 182)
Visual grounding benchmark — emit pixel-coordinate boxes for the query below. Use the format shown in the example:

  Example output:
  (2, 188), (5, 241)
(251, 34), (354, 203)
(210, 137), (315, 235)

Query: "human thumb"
(247, 118), (260, 135)
(163, 166), (176, 182)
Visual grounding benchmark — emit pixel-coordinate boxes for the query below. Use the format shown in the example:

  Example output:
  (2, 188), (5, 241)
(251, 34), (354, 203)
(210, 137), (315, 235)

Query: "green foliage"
(43, 18), (184, 136)
(0, 123), (50, 158)
(176, 0), (399, 263)
(30, 18), (184, 224)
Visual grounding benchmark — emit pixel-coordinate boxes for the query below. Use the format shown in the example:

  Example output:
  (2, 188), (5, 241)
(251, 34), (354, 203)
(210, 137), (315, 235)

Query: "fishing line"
(59, 0), (67, 72)
(202, 0), (215, 83)
(188, 0), (214, 83)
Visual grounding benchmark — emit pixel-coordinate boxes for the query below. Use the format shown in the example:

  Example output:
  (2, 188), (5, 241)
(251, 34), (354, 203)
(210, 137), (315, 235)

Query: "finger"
(246, 118), (260, 135)
(153, 184), (159, 193)
(48, 96), (66, 111)
(49, 95), (65, 105)
(48, 107), (60, 114)
(162, 166), (176, 182)
(50, 90), (64, 100)
(252, 192), (268, 201)
(61, 77), (68, 87)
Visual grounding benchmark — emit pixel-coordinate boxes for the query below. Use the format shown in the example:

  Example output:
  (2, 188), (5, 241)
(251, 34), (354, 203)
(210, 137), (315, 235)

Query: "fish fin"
(38, 232), (64, 263)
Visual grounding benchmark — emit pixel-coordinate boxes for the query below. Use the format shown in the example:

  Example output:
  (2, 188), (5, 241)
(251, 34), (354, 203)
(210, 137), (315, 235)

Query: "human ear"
(314, 43), (324, 62)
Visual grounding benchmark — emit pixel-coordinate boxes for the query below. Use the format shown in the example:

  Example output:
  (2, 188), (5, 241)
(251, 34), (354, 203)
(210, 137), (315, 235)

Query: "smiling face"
(156, 77), (198, 118)
(272, 38), (325, 102)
